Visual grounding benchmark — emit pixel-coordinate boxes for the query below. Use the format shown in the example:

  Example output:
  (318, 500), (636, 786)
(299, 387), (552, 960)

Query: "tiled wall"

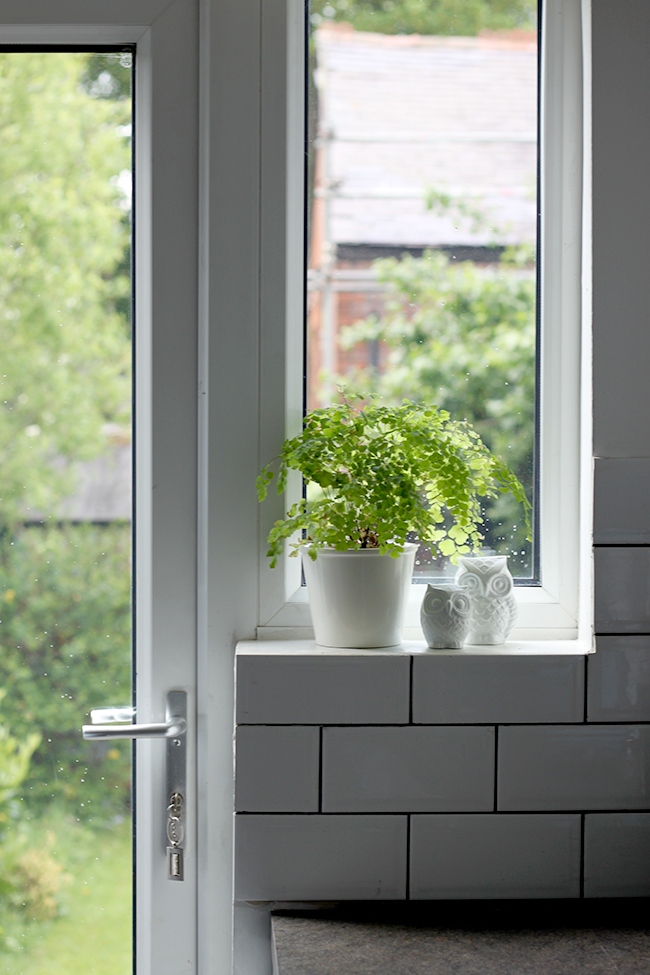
(235, 647), (650, 900)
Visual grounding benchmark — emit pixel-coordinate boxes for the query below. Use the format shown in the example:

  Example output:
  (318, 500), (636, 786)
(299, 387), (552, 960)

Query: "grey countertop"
(272, 902), (650, 975)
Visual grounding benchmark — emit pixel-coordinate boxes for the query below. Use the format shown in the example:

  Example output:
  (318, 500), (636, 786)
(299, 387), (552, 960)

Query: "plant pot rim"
(302, 543), (418, 558)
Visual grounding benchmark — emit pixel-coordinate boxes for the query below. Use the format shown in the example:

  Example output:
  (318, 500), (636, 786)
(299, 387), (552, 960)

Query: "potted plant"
(257, 397), (530, 648)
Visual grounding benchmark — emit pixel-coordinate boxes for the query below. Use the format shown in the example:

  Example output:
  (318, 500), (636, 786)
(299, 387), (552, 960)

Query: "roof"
(315, 25), (538, 249)
(23, 445), (132, 523)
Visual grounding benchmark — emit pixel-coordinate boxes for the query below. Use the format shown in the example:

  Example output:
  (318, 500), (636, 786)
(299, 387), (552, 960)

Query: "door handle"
(89, 706), (135, 724)
(82, 691), (187, 881)
(82, 694), (186, 740)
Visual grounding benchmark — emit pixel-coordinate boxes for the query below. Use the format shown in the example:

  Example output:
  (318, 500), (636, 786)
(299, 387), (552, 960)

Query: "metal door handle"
(90, 706), (134, 724)
(82, 694), (186, 740)
(82, 691), (187, 881)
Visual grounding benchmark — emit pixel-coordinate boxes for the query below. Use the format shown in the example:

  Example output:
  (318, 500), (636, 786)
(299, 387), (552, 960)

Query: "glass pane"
(307, 2), (538, 580)
(0, 51), (133, 973)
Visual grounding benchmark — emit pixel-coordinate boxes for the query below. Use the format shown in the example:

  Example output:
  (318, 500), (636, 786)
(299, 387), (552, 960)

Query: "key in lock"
(167, 790), (185, 881)
(167, 845), (184, 880)
(167, 816), (185, 847)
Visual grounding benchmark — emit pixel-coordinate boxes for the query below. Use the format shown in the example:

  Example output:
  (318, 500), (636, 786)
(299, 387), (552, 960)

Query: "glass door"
(0, 6), (200, 974)
(0, 48), (134, 975)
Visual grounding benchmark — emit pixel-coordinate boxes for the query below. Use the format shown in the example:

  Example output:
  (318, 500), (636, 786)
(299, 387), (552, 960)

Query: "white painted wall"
(592, 0), (650, 458)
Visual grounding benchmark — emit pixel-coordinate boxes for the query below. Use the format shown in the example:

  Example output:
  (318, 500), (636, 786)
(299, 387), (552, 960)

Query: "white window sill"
(243, 637), (593, 656)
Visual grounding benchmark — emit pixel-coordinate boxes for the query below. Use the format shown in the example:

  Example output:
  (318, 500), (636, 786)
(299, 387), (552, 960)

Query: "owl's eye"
(449, 591), (471, 615)
(424, 594), (444, 614)
(459, 573), (481, 592)
(488, 573), (512, 596)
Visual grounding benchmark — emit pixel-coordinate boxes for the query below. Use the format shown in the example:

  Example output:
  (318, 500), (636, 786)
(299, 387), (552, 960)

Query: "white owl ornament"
(455, 555), (518, 646)
(420, 584), (472, 649)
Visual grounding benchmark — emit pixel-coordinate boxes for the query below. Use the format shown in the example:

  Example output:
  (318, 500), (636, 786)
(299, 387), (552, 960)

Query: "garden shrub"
(0, 523), (131, 820)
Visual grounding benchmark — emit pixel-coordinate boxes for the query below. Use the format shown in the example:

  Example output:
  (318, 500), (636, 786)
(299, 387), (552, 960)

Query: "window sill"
(242, 637), (593, 656)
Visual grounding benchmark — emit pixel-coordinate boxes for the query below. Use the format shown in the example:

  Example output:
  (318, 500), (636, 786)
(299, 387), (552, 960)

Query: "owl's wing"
(507, 594), (519, 632)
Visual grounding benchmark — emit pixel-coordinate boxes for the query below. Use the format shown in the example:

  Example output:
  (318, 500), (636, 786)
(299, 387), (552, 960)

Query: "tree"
(0, 690), (40, 808)
(310, 0), (537, 36)
(0, 524), (131, 816)
(0, 52), (131, 524)
(0, 53), (133, 819)
(337, 247), (535, 571)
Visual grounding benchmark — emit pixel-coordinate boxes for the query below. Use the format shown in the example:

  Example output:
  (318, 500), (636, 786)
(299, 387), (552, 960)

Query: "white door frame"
(134, 4), (199, 973)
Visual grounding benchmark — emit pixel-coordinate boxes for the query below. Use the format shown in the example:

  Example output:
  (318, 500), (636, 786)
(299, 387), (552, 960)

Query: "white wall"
(592, 0), (650, 458)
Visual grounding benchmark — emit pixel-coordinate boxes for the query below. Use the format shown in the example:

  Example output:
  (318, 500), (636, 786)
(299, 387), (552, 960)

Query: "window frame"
(257, 0), (593, 647)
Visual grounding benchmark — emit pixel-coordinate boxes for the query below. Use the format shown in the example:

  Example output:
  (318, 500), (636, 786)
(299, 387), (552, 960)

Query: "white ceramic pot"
(301, 544), (417, 648)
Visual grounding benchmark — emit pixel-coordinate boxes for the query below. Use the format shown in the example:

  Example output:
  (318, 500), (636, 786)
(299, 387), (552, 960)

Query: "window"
(258, 0), (591, 645)
(306, 7), (539, 584)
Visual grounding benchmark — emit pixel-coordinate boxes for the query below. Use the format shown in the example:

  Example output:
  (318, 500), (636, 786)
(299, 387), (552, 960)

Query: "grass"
(0, 813), (132, 975)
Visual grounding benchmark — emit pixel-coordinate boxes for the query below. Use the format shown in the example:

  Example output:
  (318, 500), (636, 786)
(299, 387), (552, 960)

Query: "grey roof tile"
(316, 27), (537, 247)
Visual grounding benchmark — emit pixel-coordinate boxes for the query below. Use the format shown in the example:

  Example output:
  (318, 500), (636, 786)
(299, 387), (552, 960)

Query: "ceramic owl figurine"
(455, 555), (518, 645)
(420, 584), (472, 649)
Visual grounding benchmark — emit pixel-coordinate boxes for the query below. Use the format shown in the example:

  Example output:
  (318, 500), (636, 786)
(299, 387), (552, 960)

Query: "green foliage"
(337, 248), (536, 565)
(424, 187), (505, 238)
(0, 52), (132, 822)
(0, 691), (40, 809)
(310, 0), (537, 36)
(0, 525), (131, 819)
(1, 839), (67, 923)
(258, 398), (530, 566)
(0, 698), (61, 941)
(0, 52), (131, 526)
(0, 814), (131, 971)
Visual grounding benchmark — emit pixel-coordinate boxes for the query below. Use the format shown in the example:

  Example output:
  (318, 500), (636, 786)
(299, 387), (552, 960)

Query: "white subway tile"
(411, 814), (581, 899)
(235, 726), (320, 812)
(588, 636), (650, 721)
(322, 726), (494, 812)
(413, 654), (584, 724)
(594, 548), (650, 633)
(235, 814), (407, 900)
(594, 459), (650, 544)
(499, 725), (650, 810)
(585, 813), (650, 897)
(236, 654), (409, 724)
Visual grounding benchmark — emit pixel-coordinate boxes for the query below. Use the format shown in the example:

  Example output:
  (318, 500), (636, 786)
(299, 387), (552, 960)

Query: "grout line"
(318, 727), (323, 812)
(580, 812), (585, 898)
(593, 631), (650, 636)
(592, 542), (650, 548)
(494, 726), (499, 811)
(583, 655), (589, 723)
(235, 809), (643, 816)
(405, 815), (411, 900)
(409, 655), (414, 724)
(236, 720), (650, 727)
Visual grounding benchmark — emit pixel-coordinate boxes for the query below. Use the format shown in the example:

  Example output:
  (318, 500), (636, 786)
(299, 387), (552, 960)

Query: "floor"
(272, 901), (650, 975)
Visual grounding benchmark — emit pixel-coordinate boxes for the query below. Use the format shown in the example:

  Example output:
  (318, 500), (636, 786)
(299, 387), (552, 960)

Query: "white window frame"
(257, 0), (594, 647)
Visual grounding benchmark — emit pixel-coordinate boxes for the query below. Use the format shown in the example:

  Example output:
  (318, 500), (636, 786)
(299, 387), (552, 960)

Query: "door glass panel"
(0, 50), (133, 974)
(306, 2), (538, 581)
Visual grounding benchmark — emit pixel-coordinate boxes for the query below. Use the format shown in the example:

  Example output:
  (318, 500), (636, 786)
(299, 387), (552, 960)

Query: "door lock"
(82, 691), (187, 881)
